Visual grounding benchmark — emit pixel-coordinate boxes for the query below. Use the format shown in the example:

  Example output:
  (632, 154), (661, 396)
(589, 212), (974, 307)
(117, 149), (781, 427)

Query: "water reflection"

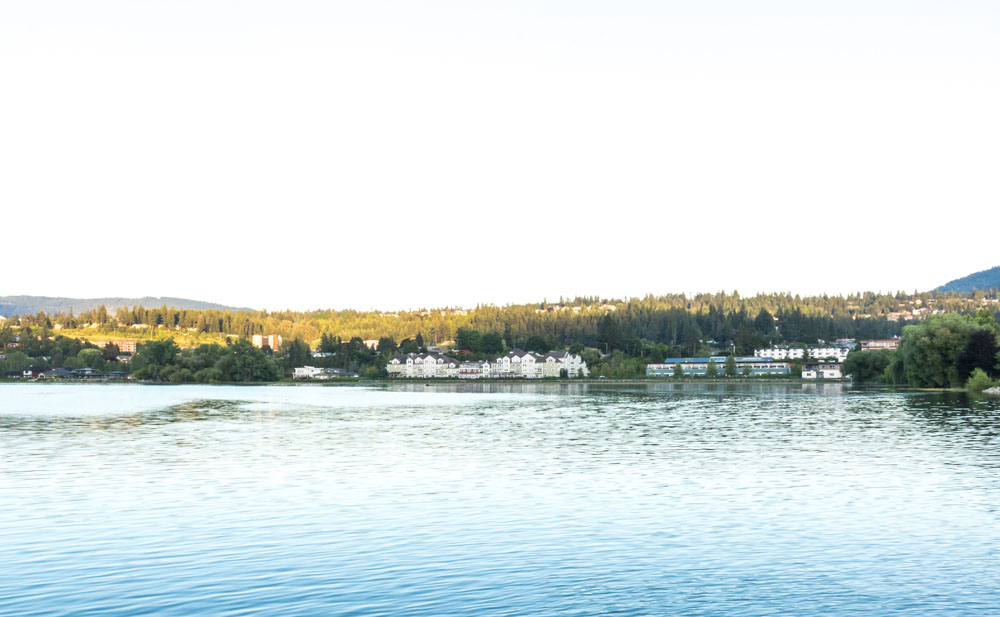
(1, 383), (999, 616)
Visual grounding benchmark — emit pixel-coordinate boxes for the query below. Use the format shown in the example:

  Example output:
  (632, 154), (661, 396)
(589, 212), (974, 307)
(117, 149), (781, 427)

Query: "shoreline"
(3, 377), (852, 386)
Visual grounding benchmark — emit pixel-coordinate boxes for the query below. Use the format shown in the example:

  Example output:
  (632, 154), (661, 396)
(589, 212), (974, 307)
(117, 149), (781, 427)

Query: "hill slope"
(0, 296), (252, 317)
(937, 266), (1000, 293)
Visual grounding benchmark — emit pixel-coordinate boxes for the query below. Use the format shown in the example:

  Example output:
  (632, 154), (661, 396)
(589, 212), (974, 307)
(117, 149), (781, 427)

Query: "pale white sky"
(1, 1), (997, 311)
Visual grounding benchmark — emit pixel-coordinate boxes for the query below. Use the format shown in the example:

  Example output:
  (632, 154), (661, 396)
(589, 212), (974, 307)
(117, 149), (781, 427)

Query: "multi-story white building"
(802, 361), (844, 379)
(489, 350), (589, 378)
(388, 350), (589, 378)
(458, 362), (488, 379)
(754, 347), (850, 362)
(386, 352), (462, 378)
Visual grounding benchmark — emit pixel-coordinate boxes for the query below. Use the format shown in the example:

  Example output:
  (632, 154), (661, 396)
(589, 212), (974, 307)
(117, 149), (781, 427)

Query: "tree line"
(843, 310), (1000, 390)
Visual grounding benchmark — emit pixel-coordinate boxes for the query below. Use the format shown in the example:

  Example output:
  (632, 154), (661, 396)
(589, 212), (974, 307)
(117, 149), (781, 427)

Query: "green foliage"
(0, 350), (30, 372)
(589, 350), (646, 378)
(956, 329), (999, 381)
(455, 328), (482, 352)
(130, 338), (279, 383)
(282, 337), (312, 370)
(479, 332), (504, 355)
(524, 335), (550, 353)
(724, 355), (738, 377)
(842, 349), (892, 383)
(966, 368), (994, 392)
(597, 314), (624, 353)
(215, 339), (280, 382)
(705, 360), (719, 378)
(376, 337), (397, 353)
(887, 314), (988, 387)
(673, 363), (684, 378)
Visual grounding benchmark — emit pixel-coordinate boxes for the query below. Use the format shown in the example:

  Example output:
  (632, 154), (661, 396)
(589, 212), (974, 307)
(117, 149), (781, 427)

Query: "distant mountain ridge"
(937, 266), (1000, 293)
(0, 296), (253, 317)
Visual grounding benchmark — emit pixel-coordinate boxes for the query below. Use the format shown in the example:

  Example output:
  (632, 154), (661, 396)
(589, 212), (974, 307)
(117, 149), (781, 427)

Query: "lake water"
(1, 382), (998, 616)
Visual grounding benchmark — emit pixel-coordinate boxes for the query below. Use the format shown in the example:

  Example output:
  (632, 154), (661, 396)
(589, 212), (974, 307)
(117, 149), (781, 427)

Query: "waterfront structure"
(489, 350), (589, 378)
(40, 368), (74, 379)
(802, 361), (844, 379)
(387, 352), (462, 378)
(251, 334), (282, 351)
(860, 338), (901, 351)
(647, 357), (792, 377)
(458, 362), (488, 379)
(293, 366), (359, 379)
(753, 347), (850, 362)
(388, 349), (588, 378)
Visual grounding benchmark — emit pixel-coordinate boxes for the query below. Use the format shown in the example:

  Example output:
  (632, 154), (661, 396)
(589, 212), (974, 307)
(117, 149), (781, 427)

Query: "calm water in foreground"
(1, 382), (999, 616)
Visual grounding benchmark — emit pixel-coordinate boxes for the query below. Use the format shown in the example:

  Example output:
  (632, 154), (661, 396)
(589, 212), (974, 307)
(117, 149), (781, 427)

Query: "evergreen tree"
(705, 360), (719, 378)
(724, 355), (738, 377)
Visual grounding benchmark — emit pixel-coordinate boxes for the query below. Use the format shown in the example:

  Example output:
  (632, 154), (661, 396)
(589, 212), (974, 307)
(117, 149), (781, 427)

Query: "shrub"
(966, 368), (994, 392)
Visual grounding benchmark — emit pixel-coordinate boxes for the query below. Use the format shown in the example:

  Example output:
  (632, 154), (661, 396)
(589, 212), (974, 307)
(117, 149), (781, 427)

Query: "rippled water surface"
(2, 382), (999, 616)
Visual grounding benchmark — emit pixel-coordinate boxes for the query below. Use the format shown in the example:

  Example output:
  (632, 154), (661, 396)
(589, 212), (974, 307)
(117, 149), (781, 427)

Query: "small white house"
(802, 362), (843, 379)
(293, 366), (325, 379)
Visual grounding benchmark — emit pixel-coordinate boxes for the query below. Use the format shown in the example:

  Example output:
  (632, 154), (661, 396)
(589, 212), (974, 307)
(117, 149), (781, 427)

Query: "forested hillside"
(0, 296), (249, 317)
(937, 266), (1000, 293)
(4, 290), (998, 354)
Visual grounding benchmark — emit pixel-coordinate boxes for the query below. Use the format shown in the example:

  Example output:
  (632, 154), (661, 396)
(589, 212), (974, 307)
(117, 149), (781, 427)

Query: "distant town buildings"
(802, 361), (844, 379)
(647, 357), (792, 377)
(753, 347), (850, 362)
(251, 334), (282, 351)
(860, 338), (901, 351)
(386, 349), (589, 379)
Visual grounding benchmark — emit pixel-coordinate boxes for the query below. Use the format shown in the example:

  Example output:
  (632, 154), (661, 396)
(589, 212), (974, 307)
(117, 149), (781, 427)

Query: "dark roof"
(390, 352), (457, 363)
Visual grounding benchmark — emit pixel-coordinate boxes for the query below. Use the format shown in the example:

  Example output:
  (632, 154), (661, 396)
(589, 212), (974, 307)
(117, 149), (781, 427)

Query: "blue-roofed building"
(646, 356), (792, 377)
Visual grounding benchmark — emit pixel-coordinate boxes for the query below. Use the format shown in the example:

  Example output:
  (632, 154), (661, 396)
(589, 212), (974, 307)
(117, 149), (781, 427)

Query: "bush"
(966, 368), (994, 392)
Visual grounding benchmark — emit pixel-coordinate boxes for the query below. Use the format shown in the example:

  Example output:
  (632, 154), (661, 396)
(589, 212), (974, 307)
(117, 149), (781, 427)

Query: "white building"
(754, 347), (850, 362)
(386, 352), (462, 378)
(293, 366), (360, 379)
(489, 349), (589, 378)
(802, 361), (844, 379)
(387, 349), (589, 378)
(293, 366), (325, 379)
(458, 362), (488, 379)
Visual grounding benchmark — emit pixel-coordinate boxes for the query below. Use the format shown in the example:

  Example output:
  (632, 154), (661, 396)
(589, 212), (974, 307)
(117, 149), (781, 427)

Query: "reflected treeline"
(897, 391), (1000, 472)
(903, 391), (1000, 425)
(379, 381), (861, 397)
(0, 399), (253, 434)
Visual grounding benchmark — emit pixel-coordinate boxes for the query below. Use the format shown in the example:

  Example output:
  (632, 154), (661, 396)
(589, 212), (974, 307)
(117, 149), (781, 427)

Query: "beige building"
(89, 339), (138, 353)
(251, 334), (283, 351)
